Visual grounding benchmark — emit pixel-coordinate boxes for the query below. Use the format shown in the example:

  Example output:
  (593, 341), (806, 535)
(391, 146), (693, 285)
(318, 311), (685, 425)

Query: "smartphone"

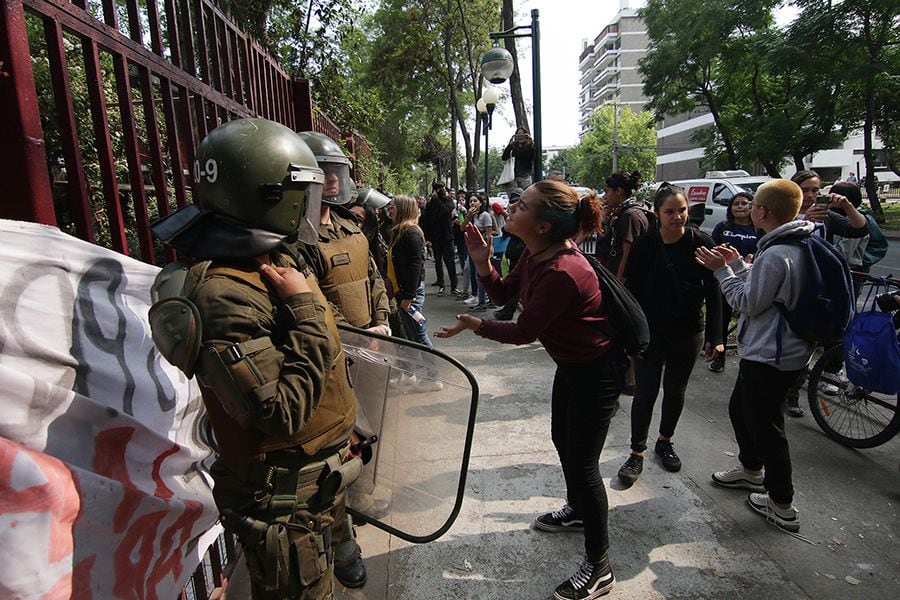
(815, 194), (830, 207)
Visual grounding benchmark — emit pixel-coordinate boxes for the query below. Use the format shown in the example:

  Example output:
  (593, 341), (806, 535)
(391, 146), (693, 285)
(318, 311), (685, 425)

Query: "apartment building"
(578, 5), (649, 138)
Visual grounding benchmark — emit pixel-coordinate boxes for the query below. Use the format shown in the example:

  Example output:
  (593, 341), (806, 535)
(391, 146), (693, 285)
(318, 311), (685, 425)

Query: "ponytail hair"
(604, 170), (642, 196)
(532, 180), (602, 243)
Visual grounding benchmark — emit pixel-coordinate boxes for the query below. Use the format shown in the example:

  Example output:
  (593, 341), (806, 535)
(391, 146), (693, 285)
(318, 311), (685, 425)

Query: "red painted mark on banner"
(92, 427), (142, 534)
(152, 443), (180, 500)
(0, 440), (80, 563)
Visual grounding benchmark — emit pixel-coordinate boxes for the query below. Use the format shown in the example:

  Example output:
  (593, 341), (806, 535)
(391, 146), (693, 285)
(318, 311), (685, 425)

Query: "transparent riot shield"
(338, 324), (479, 543)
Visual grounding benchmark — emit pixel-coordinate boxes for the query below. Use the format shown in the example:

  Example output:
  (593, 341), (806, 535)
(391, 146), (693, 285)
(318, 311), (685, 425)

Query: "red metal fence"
(1, 0), (373, 265)
(0, 0), (376, 597)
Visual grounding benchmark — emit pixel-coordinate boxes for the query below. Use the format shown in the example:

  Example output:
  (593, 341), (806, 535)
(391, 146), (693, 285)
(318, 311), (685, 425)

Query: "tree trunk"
(704, 91), (738, 169)
(760, 159), (780, 178)
(791, 154), (805, 173)
(502, 0), (529, 132)
(861, 12), (884, 221)
(450, 99), (459, 190)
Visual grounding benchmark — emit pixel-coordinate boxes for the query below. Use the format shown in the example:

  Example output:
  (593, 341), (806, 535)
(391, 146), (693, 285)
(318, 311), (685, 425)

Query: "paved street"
(230, 258), (899, 600)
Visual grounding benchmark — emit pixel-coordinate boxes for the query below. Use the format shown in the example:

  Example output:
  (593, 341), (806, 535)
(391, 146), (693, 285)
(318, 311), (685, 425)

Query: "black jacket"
(391, 227), (426, 301)
(421, 194), (454, 243)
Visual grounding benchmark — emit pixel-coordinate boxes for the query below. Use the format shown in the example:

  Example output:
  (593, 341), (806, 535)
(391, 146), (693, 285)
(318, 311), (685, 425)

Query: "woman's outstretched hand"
(435, 314), (482, 339)
(464, 222), (492, 266)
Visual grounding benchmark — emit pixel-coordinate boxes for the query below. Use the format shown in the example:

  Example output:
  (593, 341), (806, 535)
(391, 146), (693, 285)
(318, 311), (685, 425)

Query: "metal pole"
(531, 9), (542, 183)
(484, 115), (490, 194)
(612, 102), (619, 172)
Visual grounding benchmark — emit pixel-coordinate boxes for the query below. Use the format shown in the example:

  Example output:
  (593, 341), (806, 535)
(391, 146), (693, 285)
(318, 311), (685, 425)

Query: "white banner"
(0, 220), (218, 599)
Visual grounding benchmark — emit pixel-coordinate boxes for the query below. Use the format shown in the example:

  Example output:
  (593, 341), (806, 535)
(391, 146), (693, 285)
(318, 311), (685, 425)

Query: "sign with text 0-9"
(0, 219), (218, 599)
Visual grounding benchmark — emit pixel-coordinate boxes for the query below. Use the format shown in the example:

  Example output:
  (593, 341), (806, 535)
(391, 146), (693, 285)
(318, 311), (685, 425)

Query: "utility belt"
(220, 443), (362, 595)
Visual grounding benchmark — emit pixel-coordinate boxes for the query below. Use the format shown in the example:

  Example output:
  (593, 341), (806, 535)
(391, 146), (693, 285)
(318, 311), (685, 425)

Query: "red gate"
(0, 1), (374, 597)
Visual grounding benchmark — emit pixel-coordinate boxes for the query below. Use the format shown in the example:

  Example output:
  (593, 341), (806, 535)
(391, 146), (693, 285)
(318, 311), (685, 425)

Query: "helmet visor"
(290, 169), (324, 244)
(322, 163), (354, 205)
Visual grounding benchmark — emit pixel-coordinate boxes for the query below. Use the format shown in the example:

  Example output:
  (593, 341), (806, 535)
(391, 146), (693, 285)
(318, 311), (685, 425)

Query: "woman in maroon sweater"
(437, 180), (623, 600)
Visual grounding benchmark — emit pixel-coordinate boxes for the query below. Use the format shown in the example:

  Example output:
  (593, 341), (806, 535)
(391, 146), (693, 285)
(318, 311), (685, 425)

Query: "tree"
(640, 0), (779, 169)
(792, 0), (899, 219)
(569, 105), (656, 190)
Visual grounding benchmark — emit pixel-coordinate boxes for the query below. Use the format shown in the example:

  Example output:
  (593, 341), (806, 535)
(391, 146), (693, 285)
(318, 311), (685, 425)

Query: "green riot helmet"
(195, 118), (325, 243)
(298, 131), (354, 206)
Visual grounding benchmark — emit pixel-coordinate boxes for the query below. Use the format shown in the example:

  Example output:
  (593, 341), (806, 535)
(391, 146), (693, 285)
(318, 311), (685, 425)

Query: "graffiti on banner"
(0, 220), (218, 599)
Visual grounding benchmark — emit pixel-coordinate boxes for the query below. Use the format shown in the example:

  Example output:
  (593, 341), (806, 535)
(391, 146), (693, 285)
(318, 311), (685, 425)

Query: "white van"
(671, 171), (769, 234)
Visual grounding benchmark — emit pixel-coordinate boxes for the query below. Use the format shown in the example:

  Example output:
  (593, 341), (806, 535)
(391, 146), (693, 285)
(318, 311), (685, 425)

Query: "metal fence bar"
(43, 15), (93, 241)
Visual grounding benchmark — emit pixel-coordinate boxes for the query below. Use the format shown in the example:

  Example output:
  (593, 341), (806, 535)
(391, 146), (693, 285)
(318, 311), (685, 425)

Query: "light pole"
(476, 87), (498, 194)
(480, 8), (542, 183)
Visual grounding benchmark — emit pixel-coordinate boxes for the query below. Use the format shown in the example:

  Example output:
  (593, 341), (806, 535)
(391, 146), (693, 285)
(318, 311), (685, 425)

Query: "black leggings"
(551, 355), (624, 562)
(630, 331), (704, 453)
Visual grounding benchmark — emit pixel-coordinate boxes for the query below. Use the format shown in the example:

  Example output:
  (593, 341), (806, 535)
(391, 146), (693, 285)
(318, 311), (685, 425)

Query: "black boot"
(333, 536), (367, 588)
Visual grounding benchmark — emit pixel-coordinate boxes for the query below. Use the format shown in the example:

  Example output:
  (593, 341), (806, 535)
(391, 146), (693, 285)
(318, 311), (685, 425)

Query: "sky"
(483, 0), (799, 151)
(484, 0), (647, 150)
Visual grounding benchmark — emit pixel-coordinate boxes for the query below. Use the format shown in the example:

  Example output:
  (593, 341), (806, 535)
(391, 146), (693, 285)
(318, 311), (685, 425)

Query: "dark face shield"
(321, 162), (354, 206)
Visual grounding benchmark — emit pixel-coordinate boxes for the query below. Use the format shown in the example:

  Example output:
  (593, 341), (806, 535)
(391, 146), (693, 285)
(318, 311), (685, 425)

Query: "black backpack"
(767, 233), (854, 362)
(579, 251), (650, 357)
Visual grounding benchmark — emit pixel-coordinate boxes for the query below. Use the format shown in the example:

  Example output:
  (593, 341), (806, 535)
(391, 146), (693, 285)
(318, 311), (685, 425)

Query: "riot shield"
(338, 324), (479, 543)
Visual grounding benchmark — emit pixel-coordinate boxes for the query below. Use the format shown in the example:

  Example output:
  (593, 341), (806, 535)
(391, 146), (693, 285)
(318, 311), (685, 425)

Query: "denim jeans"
(398, 284), (432, 348)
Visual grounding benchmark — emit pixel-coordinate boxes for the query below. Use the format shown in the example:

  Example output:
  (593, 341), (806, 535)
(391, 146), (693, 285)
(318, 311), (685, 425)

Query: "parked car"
(671, 171), (770, 234)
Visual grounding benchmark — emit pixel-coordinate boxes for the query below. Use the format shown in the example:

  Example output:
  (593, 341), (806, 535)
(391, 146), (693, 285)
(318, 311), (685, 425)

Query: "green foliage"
(568, 106), (656, 189)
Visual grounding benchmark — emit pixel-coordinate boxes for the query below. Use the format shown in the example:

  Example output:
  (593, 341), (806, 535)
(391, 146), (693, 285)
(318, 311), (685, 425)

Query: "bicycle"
(806, 273), (900, 448)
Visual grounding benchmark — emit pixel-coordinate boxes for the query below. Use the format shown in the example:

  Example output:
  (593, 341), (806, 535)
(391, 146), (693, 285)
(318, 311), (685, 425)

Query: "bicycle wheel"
(807, 344), (900, 448)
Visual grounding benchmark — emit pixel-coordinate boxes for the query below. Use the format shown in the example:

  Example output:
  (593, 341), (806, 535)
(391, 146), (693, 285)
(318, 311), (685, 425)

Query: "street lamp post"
(476, 87), (498, 195)
(480, 9), (542, 183)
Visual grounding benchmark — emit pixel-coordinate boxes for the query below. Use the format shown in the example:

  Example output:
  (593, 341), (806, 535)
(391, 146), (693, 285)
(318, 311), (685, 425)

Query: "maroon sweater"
(479, 247), (614, 363)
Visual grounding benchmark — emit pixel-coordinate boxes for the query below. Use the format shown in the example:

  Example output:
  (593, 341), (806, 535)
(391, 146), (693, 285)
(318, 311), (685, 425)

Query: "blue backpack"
(768, 234), (855, 362)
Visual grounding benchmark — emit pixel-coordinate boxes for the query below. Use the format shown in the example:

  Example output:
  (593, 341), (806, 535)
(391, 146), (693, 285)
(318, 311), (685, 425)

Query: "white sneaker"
(463, 296), (479, 305)
(711, 466), (765, 492)
(747, 492), (799, 532)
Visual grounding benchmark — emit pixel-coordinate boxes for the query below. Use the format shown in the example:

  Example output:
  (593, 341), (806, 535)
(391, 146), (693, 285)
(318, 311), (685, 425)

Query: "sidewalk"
(228, 259), (900, 600)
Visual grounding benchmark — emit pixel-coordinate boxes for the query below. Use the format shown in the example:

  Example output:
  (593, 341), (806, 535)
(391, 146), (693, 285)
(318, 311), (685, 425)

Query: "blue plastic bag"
(843, 281), (900, 394)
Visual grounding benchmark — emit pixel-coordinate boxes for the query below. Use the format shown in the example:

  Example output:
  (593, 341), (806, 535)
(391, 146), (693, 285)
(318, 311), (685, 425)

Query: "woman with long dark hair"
(708, 192), (758, 373)
(436, 180), (622, 600)
(617, 184), (723, 484)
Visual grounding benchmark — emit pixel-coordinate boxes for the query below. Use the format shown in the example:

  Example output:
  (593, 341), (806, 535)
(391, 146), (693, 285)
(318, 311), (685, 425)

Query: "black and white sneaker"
(534, 503), (584, 532)
(747, 492), (800, 532)
(436, 287), (445, 297)
(554, 556), (615, 600)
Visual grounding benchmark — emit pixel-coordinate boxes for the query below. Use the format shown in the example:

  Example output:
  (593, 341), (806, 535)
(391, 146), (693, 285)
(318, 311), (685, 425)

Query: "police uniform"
(186, 250), (357, 600)
(301, 211), (390, 329)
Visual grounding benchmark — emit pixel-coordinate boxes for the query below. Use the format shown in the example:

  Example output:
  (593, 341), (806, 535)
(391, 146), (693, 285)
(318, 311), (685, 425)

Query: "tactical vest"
(150, 257), (356, 464)
(316, 216), (373, 328)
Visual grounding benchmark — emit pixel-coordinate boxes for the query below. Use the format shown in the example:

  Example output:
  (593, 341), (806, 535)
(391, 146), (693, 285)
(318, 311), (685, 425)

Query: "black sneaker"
(708, 354), (725, 373)
(450, 288), (461, 296)
(785, 397), (803, 417)
(437, 287), (445, 297)
(553, 555), (615, 600)
(655, 439), (682, 472)
(534, 503), (584, 532)
(617, 454), (643, 484)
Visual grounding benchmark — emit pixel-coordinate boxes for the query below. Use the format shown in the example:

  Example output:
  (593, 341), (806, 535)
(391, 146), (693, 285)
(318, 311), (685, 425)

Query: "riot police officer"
(149, 118), (360, 599)
(297, 131), (391, 337)
(296, 131), (391, 588)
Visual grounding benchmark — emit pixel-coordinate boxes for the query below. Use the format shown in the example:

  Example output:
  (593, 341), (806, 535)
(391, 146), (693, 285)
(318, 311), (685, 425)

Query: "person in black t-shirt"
(709, 192), (759, 373)
(617, 183), (723, 484)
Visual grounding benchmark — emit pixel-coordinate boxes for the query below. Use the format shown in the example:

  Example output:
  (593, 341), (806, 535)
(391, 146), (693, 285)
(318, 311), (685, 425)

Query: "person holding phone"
(790, 170), (868, 242)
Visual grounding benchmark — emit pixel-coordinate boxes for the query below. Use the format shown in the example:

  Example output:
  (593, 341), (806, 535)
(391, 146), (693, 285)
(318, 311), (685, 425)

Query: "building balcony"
(592, 66), (619, 86)
(595, 48), (620, 68)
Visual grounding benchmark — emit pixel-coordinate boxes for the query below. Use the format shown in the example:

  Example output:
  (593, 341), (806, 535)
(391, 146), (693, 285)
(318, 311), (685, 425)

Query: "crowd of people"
(148, 115), (889, 600)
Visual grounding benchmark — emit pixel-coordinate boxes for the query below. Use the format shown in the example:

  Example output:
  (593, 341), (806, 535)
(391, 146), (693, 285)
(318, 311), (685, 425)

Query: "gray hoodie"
(714, 220), (816, 371)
